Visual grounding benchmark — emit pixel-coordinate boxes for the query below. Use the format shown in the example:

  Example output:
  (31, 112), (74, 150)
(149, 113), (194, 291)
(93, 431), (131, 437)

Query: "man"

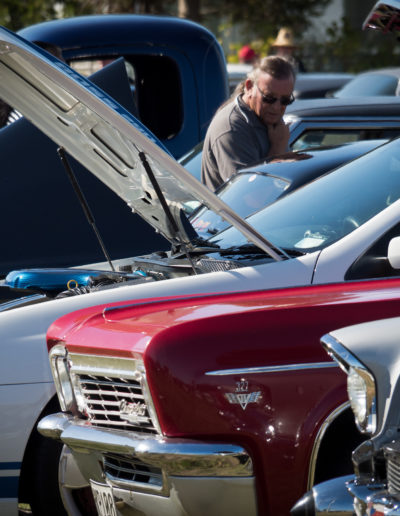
(201, 56), (295, 191)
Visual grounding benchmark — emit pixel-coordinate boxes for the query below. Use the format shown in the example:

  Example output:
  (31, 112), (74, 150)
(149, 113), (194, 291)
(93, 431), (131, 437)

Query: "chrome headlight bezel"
(49, 343), (77, 413)
(321, 334), (377, 435)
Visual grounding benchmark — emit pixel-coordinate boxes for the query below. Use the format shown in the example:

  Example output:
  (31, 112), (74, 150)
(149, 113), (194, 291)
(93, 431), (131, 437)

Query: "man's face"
(245, 72), (294, 126)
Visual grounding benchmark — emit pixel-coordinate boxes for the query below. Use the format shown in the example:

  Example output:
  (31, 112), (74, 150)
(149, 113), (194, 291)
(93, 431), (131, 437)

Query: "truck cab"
(19, 14), (229, 159)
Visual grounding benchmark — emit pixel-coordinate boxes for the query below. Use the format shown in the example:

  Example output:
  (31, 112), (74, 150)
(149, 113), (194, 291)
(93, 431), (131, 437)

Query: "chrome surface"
(38, 412), (71, 440)
(39, 412), (253, 478)
(103, 453), (163, 490)
(68, 353), (161, 434)
(385, 441), (400, 496)
(110, 475), (258, 516)
(348, 479), (387, 515)
(307, 401), (350, 489)
(206, 361), (338, 376)
(321, 334), (377, 434)
(0, 293), (47, 312)
(293, 474), (355, 515)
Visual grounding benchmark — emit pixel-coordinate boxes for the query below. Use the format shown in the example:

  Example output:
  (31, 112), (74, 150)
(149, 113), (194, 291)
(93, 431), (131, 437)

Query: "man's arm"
(267, 118), (290, 156)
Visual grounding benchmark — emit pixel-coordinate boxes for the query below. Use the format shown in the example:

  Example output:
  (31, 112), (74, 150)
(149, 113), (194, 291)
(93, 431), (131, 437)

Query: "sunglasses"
(256, 84), (294, 106)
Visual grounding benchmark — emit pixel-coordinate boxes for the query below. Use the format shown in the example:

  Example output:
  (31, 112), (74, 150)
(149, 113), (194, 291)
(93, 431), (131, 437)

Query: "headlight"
(347, 366), (376, 434)
(49, 344), (77, 413)
(321, 334), (377, 435)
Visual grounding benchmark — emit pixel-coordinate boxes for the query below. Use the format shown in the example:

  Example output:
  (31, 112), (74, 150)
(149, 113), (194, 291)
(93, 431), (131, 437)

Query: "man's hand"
(267, 118), (290, 156)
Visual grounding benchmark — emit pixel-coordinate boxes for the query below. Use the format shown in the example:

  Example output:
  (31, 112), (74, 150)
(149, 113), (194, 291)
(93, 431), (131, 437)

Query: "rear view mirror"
(387, 236), (400, 268)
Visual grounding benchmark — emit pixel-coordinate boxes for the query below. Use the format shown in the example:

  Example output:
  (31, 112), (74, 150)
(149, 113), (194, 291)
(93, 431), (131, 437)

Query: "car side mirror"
(363, 1), (400, 37)
(387, 237), (400, 269)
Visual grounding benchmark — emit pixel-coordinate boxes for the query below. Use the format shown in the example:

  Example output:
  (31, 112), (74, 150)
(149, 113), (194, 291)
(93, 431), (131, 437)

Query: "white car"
(3, 24), (400, 516)
(292, 315), (400, 515)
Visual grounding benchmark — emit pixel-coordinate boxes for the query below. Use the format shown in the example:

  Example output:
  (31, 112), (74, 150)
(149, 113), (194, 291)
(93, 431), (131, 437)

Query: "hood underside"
(0, 27), (282, 260)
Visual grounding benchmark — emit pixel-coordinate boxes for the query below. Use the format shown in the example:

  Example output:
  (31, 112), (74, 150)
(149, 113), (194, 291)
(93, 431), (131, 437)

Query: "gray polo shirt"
(201, 95), (270, 191)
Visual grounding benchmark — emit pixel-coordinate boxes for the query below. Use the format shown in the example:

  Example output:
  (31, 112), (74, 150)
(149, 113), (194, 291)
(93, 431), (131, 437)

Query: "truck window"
(69, 54), (183, 141)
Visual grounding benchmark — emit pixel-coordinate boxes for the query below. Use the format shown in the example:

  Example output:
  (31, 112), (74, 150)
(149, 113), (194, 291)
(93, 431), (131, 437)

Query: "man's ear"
(244, 78), (254, 92)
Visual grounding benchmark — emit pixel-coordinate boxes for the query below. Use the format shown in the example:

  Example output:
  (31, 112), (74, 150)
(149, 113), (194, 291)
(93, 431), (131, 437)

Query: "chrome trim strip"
(206, 361), (338, 376)
(320, 334), (359, 374)
(38, 413), (253, 478)
(0, 293), (47, 312)
(307, 401), (350, 489)
(68, 353), (144, 380)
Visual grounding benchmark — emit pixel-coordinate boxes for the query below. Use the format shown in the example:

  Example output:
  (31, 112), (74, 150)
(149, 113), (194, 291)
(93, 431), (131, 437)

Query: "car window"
(208, 138), (400, 254)
(69, 55), (183, 141)
(292, 128), (400, 151)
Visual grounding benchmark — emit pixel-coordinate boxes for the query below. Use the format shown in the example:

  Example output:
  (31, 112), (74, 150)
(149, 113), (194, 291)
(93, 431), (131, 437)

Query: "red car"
(39, 278), (400, 515)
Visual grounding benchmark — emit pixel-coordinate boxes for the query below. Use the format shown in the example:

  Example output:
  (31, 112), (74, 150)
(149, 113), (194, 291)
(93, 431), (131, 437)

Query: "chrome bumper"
(39, 412), (257, 516)
(349, 479), (397, 515)
(291, 474), (355, 515)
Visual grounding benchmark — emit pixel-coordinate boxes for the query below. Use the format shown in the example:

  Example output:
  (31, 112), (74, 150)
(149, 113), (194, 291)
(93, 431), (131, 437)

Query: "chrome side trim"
(206, 361), (338, 376)
(38, 413), (253, 477)
(0, 293), (47, 312)
(307, 401), (350, 489)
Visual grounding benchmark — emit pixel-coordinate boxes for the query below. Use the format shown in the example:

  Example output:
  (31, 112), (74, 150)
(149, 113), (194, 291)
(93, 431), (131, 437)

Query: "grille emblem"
(119, 399), (148, 423)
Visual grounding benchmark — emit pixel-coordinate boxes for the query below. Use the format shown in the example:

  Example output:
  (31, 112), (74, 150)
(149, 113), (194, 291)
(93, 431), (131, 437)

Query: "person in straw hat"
(271, 27), (306, 73)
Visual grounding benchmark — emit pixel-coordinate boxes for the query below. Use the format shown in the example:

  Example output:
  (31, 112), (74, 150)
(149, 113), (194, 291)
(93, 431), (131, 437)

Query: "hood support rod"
(57, 147), (115, 272)
(139, 151), (198, 275)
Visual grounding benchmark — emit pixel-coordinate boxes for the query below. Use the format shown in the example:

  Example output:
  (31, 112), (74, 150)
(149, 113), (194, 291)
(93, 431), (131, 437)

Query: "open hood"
(0, 27), (283, 261)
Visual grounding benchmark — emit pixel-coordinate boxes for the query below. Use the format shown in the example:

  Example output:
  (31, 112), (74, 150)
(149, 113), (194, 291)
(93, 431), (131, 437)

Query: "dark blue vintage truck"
(19, 14), (229, 159)
(0, 15), (228, 282)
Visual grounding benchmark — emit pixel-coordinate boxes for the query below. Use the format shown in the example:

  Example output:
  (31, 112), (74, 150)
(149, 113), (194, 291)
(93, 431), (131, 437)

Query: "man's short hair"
(248, 55), (295, 83)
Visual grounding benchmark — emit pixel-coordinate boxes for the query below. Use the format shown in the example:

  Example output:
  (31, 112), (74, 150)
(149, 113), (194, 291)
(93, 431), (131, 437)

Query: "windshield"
(191, 172), (290, 236)
(208, 138), (400, 253)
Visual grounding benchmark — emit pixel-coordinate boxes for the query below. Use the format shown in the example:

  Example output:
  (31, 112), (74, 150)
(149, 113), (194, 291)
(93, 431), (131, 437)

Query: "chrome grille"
(104, 453), (163, 488)
(76, 374), (157, 433)
(68, 354), (160, 434)
(385, 443), (400, 497)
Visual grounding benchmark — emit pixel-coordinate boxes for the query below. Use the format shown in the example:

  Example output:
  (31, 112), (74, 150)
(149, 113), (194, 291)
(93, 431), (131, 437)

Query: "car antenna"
(57, 147), (116, 272)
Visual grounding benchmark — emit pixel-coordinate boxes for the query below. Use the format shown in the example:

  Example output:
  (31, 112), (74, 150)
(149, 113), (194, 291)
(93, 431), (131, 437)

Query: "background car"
(292, 315), (400, 515)
(0, 13), (229, 278)
(333, 67), (400, 98)
(18, 14), (229, 159)
(181, 94), (400, 176)
(285, 95), (400, 150)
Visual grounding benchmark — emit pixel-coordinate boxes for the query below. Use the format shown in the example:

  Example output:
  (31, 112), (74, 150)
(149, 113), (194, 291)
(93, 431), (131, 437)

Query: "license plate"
(90, 480), (118, 516)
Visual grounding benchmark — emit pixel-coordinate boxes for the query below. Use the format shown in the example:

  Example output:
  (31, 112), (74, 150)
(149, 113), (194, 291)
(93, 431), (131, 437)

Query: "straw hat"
(272, 27), (297, 48)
